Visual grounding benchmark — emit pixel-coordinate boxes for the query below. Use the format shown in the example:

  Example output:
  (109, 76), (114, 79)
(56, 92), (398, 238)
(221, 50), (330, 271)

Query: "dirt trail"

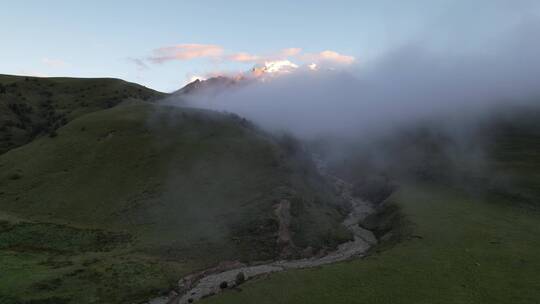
(147, 155), (376, 304)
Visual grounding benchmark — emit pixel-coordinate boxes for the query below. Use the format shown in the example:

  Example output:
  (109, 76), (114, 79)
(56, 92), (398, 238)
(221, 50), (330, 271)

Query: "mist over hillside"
(159, 16), (540, 199)
(175, 18), (540, 143)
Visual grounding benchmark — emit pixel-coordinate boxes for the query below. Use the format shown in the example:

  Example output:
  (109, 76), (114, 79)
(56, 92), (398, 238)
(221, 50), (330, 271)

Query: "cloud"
(42, 57), (67, 68)
(141, 43), (356, 75)
(176, 17), (540, 142)
(226, 48), (302, 63)
(219, 47), (355, 70)
(149, 44), (224, 63)
(127, 57), (149, 70)
(226, 52), (260, 62)
(300, 50), (356, 65)
(280, 48), (302, 57)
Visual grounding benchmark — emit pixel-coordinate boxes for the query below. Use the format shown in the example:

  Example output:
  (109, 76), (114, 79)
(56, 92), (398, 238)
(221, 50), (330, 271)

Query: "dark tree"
(235, 272), (245, 285)
(219, 281), (228, 289)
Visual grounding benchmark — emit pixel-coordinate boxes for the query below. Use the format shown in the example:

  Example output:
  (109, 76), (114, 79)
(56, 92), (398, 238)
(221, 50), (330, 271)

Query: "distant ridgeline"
(0, 74), (165, 154)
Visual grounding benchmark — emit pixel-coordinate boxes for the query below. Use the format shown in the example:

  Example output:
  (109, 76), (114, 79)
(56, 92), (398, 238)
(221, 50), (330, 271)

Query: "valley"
(1, 75), (540, 304)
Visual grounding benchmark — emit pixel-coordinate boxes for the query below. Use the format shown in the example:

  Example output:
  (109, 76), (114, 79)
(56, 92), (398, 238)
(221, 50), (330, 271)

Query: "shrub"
(235, 272), (245, 285)
(8, 173), (22, 180)
(219, 281), (228, 289)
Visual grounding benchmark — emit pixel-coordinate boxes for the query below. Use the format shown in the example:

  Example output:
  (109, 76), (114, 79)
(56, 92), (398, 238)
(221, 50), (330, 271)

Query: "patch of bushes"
(235, 271), (245, 285)
(8, 102), (33, 116)
(352, 176), (396, 205)
(359, 202), (409, 246)
(0, 295), (70, 304)
(230, 217), (280, 261)
(0, 221), (132, 253)
(31, 278), (62, 291)
(25, 297), (70, 304)
(7, 172), (22, 180)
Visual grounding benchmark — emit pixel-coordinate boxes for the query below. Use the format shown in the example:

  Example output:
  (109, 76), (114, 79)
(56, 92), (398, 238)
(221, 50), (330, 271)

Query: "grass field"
(0, 99), (349, 303)
(2, 74), (539, 304)
(202, 182), (540, 304)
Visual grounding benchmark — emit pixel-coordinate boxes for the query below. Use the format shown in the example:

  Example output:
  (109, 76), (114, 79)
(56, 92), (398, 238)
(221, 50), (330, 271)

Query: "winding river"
(148, 155), (377, 304)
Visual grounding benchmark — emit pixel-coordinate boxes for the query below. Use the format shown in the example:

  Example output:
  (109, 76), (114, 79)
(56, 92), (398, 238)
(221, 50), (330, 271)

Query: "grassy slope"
(204, 185), (540, 304)
(0, 74), (164, 154)
(202, 113), (540, 304)
(0, 102), (348, 303)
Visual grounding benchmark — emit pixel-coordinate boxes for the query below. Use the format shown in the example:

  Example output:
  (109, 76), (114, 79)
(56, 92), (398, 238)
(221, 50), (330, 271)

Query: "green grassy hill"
(3, 74), (539, 304)
(0, 89), (349, 303)
(0, 74), (165, 154)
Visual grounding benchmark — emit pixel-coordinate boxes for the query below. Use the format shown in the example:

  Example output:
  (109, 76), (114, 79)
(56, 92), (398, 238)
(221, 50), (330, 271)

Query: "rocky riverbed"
(147, 155), (377, 304)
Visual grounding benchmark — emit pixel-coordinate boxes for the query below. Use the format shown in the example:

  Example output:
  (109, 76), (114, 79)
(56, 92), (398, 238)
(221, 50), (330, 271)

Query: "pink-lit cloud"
(300, 50), (356, 65)
(226, 52), (260, 62)
(149, 44), (224, 63)
(225, 48), (302, 63)
(279, 48), (302, 57)
(137, 44), (356, 75)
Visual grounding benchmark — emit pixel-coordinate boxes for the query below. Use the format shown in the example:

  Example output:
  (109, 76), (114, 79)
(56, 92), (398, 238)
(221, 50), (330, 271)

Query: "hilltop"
(0, 74), (165, 154)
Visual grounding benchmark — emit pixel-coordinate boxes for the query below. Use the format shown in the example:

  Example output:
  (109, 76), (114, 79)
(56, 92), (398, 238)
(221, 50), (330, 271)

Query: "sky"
(1, 0), (539, 92)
